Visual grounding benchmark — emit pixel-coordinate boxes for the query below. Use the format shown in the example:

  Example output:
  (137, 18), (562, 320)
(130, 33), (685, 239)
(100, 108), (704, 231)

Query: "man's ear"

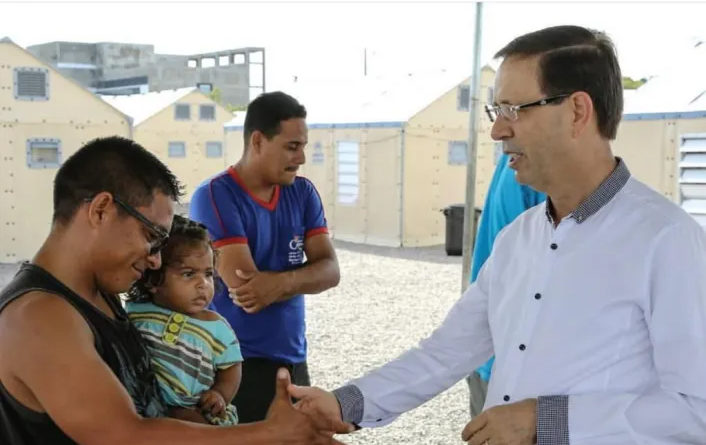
(250, 130), (264, 154)
(86, 192), (114, 228)
(569, 91), (594, 139)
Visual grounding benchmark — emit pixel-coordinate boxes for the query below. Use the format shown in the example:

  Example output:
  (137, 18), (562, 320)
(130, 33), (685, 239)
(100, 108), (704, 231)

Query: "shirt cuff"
(536, 395), (569, 445)
(332, 385), (364, 425)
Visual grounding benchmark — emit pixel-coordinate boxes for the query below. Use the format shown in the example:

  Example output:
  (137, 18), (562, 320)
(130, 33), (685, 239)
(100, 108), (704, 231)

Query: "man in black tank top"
(0, 137), (350, 445)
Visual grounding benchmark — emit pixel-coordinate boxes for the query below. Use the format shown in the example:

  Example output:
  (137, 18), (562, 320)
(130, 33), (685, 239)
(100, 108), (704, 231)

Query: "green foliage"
(208, 87), (222, 104)
(622, 76), (647, 90)
(226, 104), (247, 113)
(207, 87), (246, 113)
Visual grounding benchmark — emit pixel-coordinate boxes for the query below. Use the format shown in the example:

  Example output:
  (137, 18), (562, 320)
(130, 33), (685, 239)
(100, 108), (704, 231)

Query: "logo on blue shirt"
(288, 235), (304, 265)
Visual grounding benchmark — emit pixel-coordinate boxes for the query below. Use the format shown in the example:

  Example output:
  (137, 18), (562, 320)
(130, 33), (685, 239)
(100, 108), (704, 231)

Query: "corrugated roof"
(226, 68), (490, 129)
(100, 87), (197, 125)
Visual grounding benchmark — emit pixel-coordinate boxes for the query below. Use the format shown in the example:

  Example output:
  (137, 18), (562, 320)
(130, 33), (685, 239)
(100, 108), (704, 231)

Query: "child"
(126, 215), (242, 425)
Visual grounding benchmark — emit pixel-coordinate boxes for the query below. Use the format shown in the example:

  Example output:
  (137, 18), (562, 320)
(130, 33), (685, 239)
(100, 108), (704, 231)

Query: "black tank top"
(0, 263), (166, 444)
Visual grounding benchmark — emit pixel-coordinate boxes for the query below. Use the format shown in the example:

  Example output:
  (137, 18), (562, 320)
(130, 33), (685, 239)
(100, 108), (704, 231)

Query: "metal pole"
(461, 2), (483, 291)
(398, 127), (406, 247)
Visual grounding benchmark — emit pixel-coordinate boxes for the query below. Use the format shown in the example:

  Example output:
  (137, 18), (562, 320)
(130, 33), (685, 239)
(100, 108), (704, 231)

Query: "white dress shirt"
(347, 170), (706, 444)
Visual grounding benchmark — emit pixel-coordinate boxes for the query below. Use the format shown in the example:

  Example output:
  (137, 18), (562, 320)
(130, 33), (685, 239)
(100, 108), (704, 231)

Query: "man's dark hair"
(53, 136), (183, 223)
(243, 91), (307, 148)
(495, 25), (623, 139)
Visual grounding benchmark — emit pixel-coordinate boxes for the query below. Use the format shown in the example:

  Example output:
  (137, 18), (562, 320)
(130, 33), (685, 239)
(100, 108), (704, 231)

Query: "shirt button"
(503, 395), (510, 402)
(534, 293), (541, 300)
(519, 344), (526, 351)
(550, 243), (558, 250)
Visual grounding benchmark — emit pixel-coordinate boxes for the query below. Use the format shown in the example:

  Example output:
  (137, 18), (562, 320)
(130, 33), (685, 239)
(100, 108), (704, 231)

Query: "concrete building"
(0, 37), (131, 262)
(225, 67), (497, 247)
(28, 41), (264, 107)
(101, 88), (233, 199)
(613, 42), (706, 229)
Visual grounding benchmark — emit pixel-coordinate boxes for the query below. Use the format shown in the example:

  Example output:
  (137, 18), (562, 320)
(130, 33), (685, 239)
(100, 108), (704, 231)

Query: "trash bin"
(442, 204), (465, 256)
(442, 205), (483, 256)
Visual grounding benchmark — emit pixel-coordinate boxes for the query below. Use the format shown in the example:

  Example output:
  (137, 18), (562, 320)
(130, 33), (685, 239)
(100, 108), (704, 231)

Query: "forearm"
(335, 284), (493, 427)
(217, 261), (257, 290)
(276, 257), (340, 301)
(537, 389), (706, 444)
(212, 365), (241, 403)
(124, 417), (279, 445)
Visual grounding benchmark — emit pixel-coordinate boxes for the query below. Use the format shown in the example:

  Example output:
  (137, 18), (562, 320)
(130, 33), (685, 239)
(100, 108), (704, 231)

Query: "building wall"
(133, 90), (232, 200)
(0, 41), (130, 261)
(224, 126), (245, 167)
(613, 115), (706, 201)
(402, 67), (496, 246)
(29, 42), (260, 107)
(613, 118), (677, 200)
(299, 126), (403, 246)
(27, 41), (100, 87)
(221, 125), (248, 224)
(149, 56), (252, 107)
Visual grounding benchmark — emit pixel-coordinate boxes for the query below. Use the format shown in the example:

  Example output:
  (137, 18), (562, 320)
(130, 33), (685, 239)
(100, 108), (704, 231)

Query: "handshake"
(265, 368), (355, 445)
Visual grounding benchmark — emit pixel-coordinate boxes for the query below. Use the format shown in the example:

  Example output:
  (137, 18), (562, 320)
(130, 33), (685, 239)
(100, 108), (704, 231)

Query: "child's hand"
(198, 389), (227, 417)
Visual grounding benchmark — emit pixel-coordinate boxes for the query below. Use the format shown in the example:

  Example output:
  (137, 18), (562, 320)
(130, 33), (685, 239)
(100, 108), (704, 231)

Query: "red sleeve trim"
(213, 237), (248, 248)
(305, 227), (329, 238)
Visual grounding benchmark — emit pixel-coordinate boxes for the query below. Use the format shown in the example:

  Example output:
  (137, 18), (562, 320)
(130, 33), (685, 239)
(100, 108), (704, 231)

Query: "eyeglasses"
(485, 93), (572, 122)
(112, 197), (170, 255)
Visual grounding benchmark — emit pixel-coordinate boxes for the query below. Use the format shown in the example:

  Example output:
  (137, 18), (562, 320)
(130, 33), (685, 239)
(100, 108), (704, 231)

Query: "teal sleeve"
(213, 320), (243, 369)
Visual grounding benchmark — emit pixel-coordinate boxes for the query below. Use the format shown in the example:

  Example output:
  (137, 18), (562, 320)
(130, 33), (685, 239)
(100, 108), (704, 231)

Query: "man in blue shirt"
(466, 152), (545, 417)
(190, 91), (340, 422)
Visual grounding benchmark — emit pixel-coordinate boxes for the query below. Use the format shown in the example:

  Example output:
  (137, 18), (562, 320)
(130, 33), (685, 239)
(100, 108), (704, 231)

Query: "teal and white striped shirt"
(126, 302), (243, 409)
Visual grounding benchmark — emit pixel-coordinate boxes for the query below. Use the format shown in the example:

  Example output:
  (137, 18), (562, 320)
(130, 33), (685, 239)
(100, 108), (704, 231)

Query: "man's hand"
(461, 398), (537, 445)
(265, 368), (349, 444)
(229, 269), (291, 313)
(198, 389), (226, 417)
(289, 384), (355, 434)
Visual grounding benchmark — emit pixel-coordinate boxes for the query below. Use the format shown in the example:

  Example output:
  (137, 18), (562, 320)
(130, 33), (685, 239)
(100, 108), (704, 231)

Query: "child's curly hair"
(127, 214), (218, 302)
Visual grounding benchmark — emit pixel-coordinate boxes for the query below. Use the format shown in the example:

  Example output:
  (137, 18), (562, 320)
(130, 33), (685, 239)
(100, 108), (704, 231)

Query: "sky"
(1, 1), (705, 89)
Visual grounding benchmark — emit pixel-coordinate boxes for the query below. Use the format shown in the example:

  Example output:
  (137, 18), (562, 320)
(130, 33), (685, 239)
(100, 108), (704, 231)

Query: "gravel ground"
(307, 241), (470, 445)
(0, 241), (472, 444)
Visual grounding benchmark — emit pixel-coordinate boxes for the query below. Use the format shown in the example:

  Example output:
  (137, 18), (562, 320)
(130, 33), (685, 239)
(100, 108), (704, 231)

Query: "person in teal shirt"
(466, 152), (545, 417)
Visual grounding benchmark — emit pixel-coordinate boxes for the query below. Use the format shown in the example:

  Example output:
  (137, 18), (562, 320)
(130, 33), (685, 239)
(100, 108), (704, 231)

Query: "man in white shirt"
(290, 25), (706, 445)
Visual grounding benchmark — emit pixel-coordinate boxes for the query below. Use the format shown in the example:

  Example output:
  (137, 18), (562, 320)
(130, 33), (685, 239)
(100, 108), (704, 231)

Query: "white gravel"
(307, 242), (471, 445)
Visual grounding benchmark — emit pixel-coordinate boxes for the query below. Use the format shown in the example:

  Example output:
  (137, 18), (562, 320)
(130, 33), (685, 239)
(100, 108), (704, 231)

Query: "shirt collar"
(545, 157), (631, 224)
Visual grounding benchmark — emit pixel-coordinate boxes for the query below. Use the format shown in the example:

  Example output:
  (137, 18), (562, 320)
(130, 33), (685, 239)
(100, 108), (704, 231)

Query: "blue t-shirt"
(472, 153), (546, 381)
(189, 166), (328, 364)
